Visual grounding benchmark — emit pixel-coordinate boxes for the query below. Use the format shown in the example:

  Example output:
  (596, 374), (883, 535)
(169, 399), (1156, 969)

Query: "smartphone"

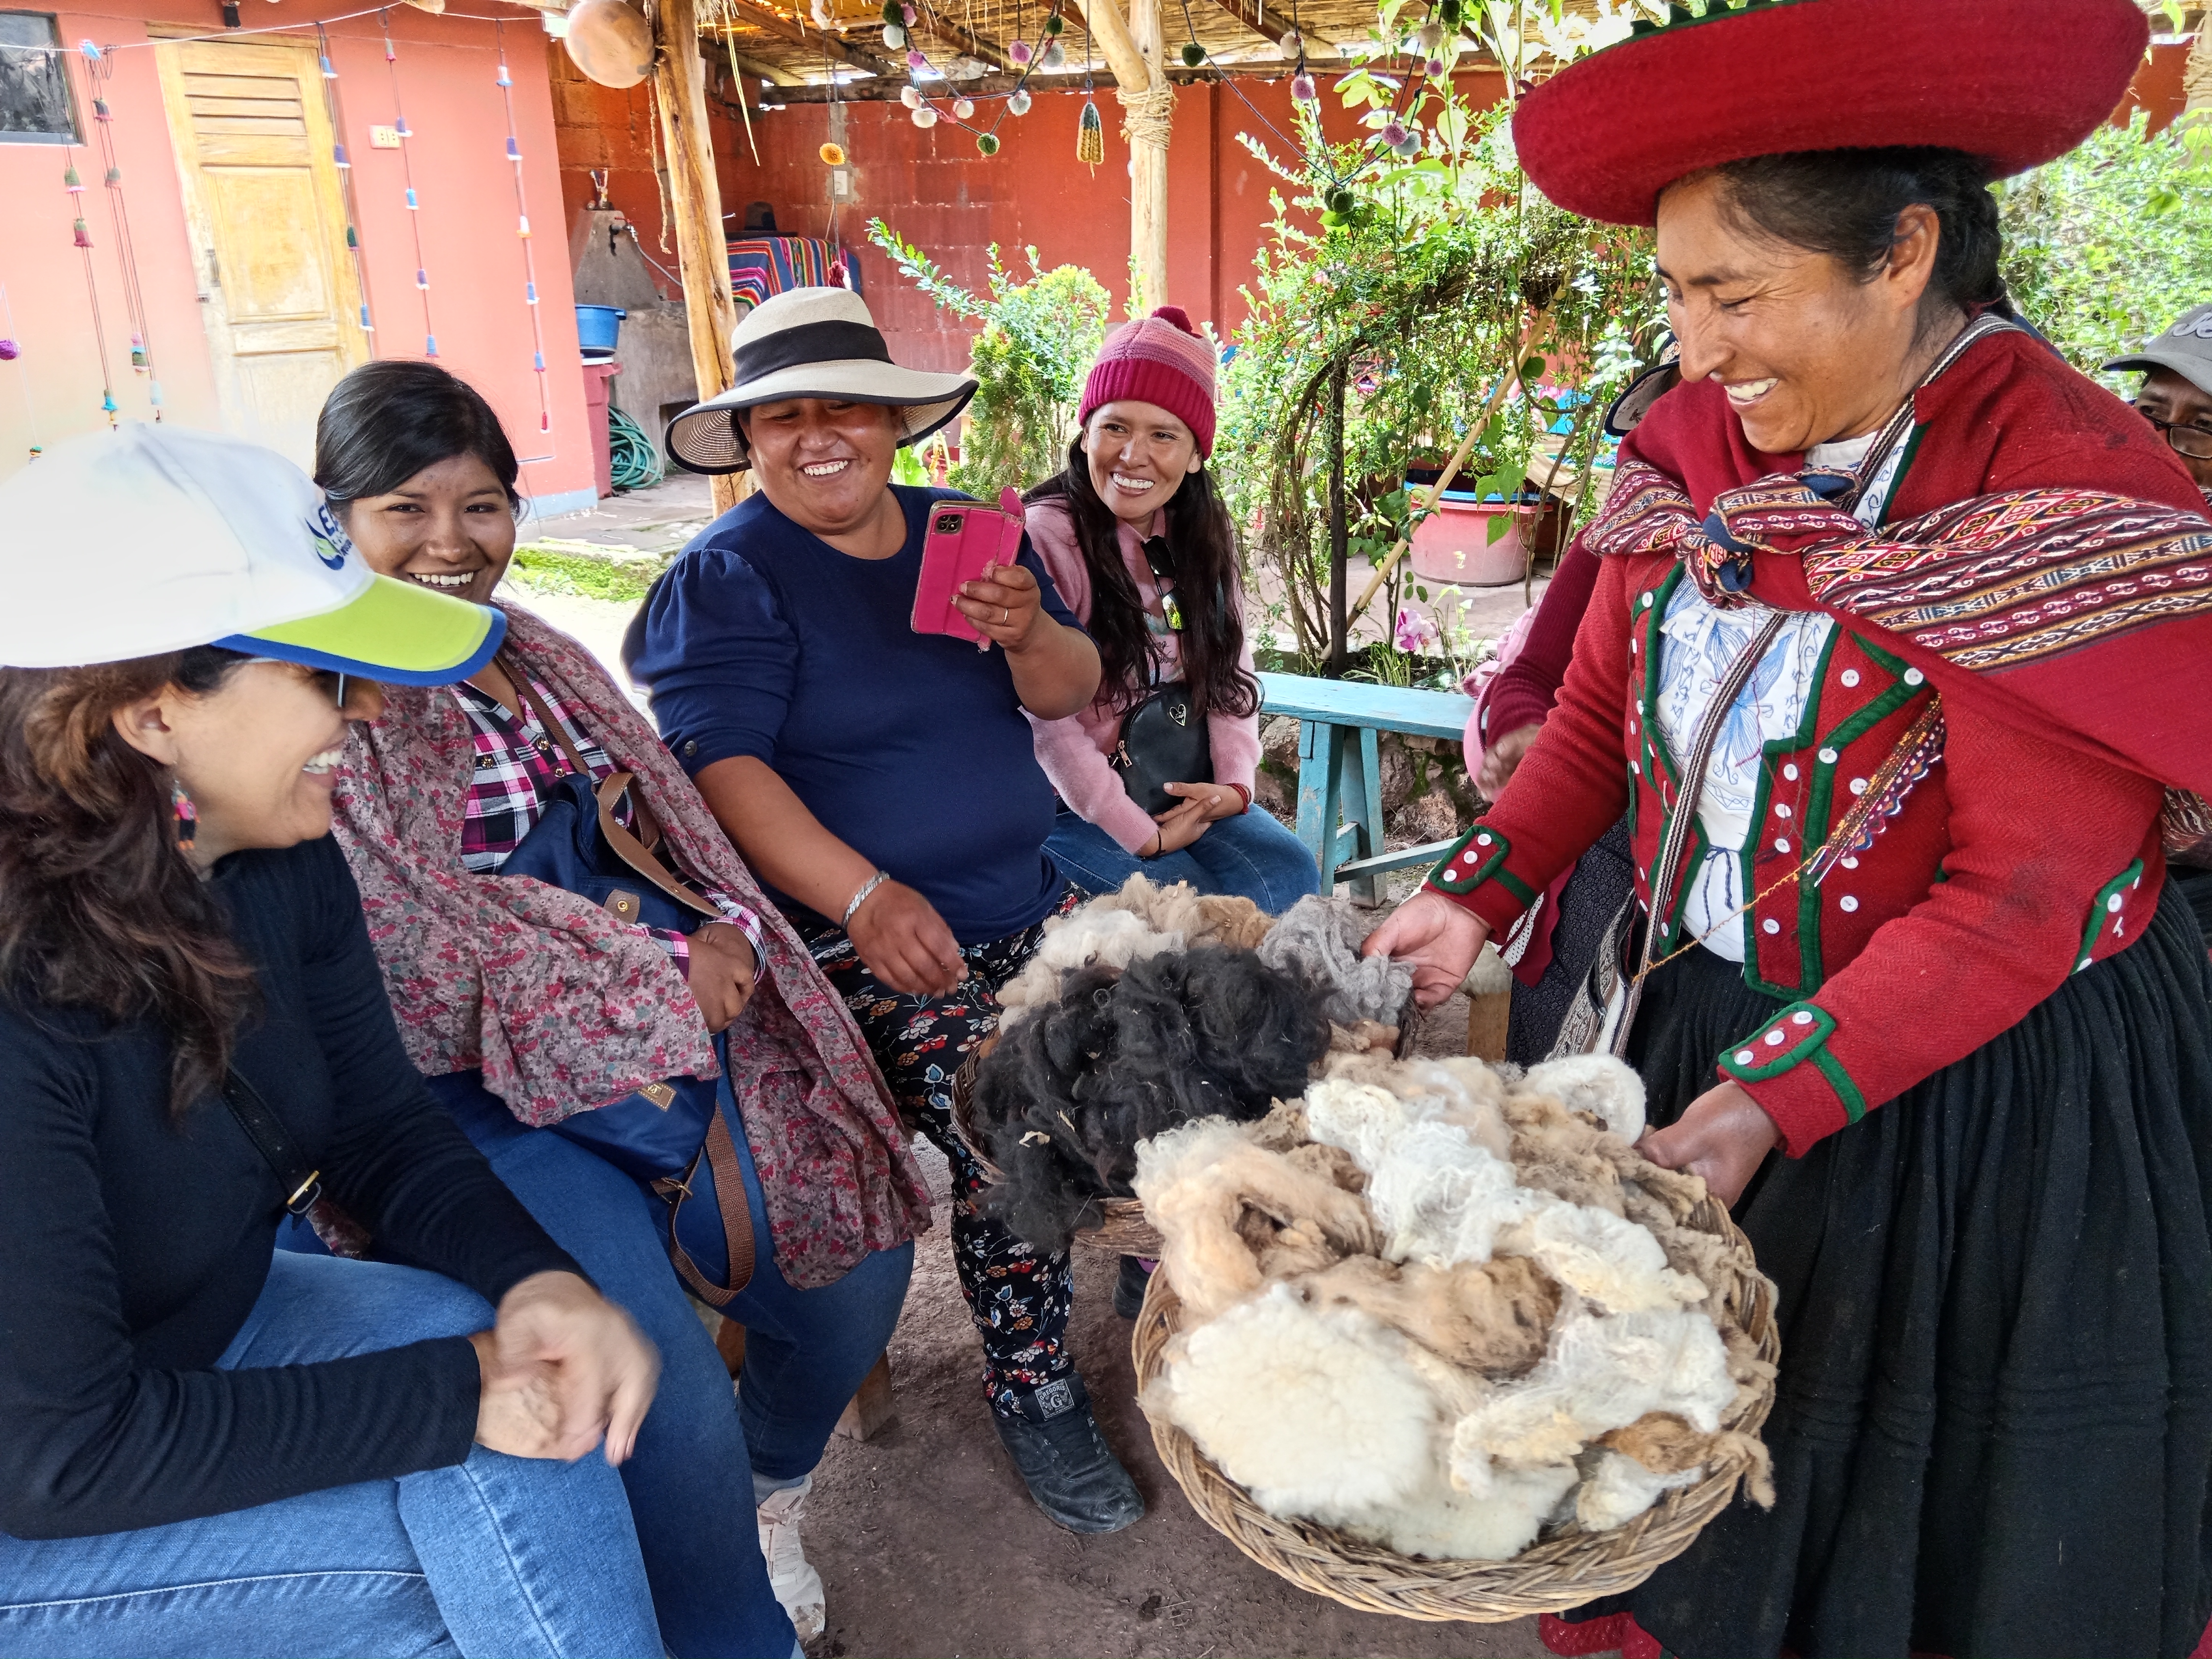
(911, 487), (1027, 650)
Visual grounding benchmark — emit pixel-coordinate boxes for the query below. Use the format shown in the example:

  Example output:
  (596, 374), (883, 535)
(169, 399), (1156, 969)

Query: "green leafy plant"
(1999, 111), (2212, 380)
(866, 224), (1113, 499)
(1213, 9), (1660, 669)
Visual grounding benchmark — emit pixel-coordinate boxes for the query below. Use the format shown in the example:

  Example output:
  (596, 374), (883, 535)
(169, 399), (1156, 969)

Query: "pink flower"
(1394, 608), (1439, 654)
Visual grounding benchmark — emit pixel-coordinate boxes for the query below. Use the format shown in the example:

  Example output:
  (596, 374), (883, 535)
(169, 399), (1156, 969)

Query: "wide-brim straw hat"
(1511, 0), (2149, 228)
(664, 286), (977, 474)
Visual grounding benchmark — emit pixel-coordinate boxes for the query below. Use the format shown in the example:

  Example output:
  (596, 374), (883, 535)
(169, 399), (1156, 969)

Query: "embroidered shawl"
(331, 600), (931, 1288)
(1587, 330), (2212, 812)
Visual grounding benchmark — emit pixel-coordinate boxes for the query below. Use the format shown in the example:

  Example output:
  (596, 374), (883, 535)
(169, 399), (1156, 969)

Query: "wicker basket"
(1130, 1194), (1779, 1622)
(948, 1052), (1164, 1256)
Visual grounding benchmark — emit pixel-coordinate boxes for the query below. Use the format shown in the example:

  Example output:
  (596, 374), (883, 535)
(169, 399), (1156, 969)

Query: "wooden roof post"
(1070, 0), (1170, 312)
(652, 0), (745, 514)
(2187, 7), (2210, 115)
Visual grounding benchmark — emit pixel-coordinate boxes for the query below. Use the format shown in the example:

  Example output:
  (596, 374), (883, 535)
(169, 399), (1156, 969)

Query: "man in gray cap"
(2105, 302), (2212, 498)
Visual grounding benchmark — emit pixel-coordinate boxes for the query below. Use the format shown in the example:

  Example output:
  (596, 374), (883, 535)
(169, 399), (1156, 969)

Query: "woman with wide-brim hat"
(1366, 1), (2212, 1653)
(629, 290), (1149, 1535)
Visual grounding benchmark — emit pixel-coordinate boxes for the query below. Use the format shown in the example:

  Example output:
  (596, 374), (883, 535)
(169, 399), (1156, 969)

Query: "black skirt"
(1595, 880), (2212, 1659)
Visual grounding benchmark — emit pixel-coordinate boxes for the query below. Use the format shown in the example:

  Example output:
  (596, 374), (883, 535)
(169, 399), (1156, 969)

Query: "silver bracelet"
(841, 870), (891, 930)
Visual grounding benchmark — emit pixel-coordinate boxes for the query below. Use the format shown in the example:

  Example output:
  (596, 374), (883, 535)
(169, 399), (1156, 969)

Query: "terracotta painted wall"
(0, 3), (592, 508)
(552, 65), (1506, 371)
(552, 39), (2192, 379)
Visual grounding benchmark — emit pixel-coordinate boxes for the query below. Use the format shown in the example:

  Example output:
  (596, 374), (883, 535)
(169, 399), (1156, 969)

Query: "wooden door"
(155, 37), (364, 465)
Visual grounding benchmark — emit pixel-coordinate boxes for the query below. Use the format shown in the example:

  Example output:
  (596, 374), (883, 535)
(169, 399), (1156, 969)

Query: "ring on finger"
(1000, 605), (1010, 624)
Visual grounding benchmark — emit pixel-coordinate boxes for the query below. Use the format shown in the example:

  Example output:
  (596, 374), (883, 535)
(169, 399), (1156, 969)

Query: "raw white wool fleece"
(1448, 1306), (1739, 1477)
(1520, 1054), (1647, 1143)
(1496, 1201), (1707, 1314)
(1321, 1458), (1580, 1562)
(1575, 1449), (1702, 1532)
(1147, 1282), (1439, 1517)
(1321, 1051), (1513, 1163)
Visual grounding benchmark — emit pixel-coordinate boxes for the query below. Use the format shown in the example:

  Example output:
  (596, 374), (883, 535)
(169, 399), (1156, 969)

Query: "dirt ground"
(797, 877), (1551, 1659)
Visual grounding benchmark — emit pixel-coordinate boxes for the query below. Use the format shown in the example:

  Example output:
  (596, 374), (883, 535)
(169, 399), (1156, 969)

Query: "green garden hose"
(608, 404), (665, 492)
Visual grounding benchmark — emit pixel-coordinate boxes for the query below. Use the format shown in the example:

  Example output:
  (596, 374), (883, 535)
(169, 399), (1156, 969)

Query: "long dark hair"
(0, 649), (259, 1115)
(1024, 439), (1258, 721)
(1706, 147), (2010, 339)
(316, 359), (522, 511)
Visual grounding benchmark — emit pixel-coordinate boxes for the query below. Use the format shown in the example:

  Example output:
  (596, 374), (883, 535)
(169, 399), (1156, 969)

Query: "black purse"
(1110, 681), (1211, 817)
(1108, 532), (1213, 817)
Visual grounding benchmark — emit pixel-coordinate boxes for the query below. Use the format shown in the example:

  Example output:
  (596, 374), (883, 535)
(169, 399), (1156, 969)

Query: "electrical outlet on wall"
(830, 167), (852, 200)
(369, 125), (403, 149)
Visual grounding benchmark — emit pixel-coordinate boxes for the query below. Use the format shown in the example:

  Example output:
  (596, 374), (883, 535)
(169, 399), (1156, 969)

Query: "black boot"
(1114, 1254), (1151, 1319)
(991, 1375), (1145, 1534)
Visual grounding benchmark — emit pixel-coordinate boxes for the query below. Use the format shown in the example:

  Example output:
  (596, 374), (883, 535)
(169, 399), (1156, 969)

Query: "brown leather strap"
(595, 771), (718, 920)
(654, 1109), (757, 1306)
(499, 653), (715, 922)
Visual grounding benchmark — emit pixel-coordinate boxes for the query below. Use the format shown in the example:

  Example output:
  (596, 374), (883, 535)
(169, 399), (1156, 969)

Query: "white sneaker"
(756, 1475), (826, 1643)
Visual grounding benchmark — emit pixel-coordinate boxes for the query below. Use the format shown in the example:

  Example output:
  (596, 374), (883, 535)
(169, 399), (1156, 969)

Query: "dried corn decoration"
(1077, 97), (1104, 165)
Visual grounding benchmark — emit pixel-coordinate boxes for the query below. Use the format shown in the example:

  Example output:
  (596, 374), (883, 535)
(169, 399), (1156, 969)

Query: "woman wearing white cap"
(630, 289), (1148, 1535)
(0, 427), (665, 1656)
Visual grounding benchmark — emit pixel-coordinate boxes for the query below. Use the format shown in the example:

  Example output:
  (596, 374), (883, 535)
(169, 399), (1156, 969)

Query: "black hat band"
(734, 318), (894, 384)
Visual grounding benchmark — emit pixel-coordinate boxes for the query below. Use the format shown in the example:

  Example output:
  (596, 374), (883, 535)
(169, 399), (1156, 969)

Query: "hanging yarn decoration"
(1076, 96), (1103, 165)
(378, 10), (438, 358)
(1008, 86), (1032, 114)
(58, 114), (117, 423)
(0, 280), (40, 462)
(75, 43), (162, 416)
(819, 141), (847, 165)
(975, 131), (999, 154)
(492, 23), (551, 435)
(315, 23), (377, 345)
(952, 95), (974, 118)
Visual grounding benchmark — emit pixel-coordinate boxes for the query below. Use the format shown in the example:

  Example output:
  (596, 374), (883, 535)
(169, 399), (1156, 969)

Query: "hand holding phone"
(912, 487), (1027, 650)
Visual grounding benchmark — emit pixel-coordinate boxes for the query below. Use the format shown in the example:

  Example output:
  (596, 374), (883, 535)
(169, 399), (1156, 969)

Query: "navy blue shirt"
(630, 485), (1079, 944)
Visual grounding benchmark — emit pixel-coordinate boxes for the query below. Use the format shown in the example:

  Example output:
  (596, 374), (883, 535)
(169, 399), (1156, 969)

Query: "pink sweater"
(1023, 496), (1263, 854)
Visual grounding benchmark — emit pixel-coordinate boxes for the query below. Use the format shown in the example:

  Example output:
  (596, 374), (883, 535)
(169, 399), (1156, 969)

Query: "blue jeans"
(339, 1067), (913, 1659)
(1045, 803), (1322, 911)
(0, 1252), (661, 1659)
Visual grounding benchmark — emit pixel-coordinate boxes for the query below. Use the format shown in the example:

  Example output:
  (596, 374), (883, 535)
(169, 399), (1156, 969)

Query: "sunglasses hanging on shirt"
(1140, 534), (1184, 632)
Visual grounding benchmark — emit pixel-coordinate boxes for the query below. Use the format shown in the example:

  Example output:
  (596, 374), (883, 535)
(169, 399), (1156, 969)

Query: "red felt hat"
(1512, 0), (2149, 228)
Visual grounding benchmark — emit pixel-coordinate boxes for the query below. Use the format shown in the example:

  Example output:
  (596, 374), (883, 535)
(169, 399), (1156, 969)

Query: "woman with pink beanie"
(1022, 306), (1321, 912)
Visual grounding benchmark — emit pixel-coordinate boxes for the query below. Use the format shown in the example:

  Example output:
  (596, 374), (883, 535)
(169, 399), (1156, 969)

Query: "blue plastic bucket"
(576, 304), (626, 356)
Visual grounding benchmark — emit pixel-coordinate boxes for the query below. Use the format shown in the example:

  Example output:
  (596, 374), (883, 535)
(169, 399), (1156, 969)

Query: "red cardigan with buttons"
(1431, 331), (2206, 1156)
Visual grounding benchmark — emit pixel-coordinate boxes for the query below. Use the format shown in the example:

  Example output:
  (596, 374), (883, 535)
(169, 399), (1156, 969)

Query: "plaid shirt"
(453, 677), (763, 972)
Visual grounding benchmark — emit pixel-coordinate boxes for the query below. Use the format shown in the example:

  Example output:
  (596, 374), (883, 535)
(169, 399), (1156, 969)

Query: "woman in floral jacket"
(316, 361), (929, 1658)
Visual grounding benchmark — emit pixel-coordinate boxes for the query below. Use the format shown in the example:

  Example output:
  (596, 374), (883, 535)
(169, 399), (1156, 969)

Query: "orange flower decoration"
(819, 142), (847, 165)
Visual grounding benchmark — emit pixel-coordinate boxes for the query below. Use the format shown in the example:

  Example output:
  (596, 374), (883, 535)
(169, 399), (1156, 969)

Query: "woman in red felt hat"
(1365, 1), (2212, 1654)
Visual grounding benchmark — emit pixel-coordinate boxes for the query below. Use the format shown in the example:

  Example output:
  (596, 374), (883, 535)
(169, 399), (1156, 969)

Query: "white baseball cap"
(0, 422), (504, 682)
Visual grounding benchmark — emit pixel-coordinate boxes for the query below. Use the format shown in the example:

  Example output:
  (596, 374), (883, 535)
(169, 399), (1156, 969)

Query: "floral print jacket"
(332, 601), (930, 1287)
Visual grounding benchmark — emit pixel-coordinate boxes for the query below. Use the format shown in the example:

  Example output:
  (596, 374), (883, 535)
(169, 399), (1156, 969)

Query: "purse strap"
(1607, 609), (1787, 1057)
(220, 1068), (323, 1215)
(650, 1108), (758, 1305)
(499, 655), (716, 922)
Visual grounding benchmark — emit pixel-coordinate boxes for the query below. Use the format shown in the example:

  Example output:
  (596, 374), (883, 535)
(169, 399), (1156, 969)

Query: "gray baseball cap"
(2102, 302), (2212, 395)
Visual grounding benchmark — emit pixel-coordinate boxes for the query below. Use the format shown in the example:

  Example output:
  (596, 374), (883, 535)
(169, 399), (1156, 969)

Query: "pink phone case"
(911, 487), (1028, 650)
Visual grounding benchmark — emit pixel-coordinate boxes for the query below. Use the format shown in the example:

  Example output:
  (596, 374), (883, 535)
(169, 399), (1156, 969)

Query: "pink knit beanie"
(1078, 305), (1219, 458)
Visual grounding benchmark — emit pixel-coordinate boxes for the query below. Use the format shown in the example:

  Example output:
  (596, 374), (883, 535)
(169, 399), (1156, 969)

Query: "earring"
(171, 777), (197, 850)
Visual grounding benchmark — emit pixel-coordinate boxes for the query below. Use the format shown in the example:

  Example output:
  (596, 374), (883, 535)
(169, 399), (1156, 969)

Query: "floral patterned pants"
(800, 891), (1079, 1417)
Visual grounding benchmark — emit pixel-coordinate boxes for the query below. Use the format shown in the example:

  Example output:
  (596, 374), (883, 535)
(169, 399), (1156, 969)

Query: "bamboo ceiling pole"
(652, 0), (745, 514)
(1070, 0), (1171, 311)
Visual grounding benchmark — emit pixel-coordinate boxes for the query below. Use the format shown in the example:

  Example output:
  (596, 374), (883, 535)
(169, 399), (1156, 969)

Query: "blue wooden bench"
(1259, 671), (1476, 905)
